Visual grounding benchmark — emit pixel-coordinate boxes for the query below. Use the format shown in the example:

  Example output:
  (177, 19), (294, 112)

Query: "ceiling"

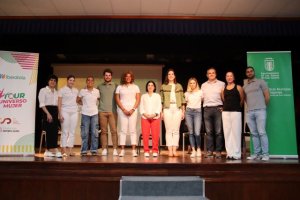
(0, 0), (300, 18)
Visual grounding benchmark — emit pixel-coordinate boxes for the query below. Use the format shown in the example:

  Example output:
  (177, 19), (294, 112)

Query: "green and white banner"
(247, 51), (297, 158)
(0, 50), (39, 156)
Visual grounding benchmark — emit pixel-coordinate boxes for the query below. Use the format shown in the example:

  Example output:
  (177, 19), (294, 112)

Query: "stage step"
(119, 176), (208, 200)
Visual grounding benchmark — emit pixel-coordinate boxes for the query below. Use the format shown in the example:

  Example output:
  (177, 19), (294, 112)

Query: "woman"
(115, 71), (140, 157)
(38, 74), (62, 158)
(77, 76), (100, 156)
(140, 81), (162, 157)
(58, 75), (79, 157)
(160, 69), (185, 157)
(185, 77), (203, 158)
(221, 71), (244, 160)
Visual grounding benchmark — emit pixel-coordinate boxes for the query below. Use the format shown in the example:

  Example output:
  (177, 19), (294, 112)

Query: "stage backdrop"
(0, 50), (38, 156)
(53, 64), (163, 146)
(247, 51), (297, 158)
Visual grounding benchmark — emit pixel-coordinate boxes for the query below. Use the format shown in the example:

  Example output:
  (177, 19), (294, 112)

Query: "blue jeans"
(185, 108), (202, 149)
(246, 108), (269, 156)
(203, 106), (223, 152)
(80, 114), (99, 153)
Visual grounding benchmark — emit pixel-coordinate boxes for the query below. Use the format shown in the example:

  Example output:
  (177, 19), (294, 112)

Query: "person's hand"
(47, 113), (53, 123)
(181, 110), (185, 120)
(59, 114), (64, 123)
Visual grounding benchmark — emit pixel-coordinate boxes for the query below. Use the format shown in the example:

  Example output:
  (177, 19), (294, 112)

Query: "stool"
(39, 130), (46, 153)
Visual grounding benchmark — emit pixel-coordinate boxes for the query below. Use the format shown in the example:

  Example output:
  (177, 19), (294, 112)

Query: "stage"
(0, 149), (299, 200)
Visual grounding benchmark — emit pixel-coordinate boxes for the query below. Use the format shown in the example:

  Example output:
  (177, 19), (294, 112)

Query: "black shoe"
(226, 156), (233, 160)
(215, 152), (222, 159)
(205, 151), (213, 158)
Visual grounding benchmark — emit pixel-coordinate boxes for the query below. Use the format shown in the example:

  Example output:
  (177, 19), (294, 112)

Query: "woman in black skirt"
(38, 74), (62, 158)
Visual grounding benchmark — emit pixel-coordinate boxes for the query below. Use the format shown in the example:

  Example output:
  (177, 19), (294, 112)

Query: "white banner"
(0, 50), (38, 156)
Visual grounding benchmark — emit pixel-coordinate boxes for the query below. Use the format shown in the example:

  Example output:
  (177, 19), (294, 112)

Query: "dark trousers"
(203, 106), (223, 152)
(42, 106), (59, 149)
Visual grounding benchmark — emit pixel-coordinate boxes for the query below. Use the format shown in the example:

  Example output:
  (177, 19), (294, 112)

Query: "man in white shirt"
(201, 67), (225, 158)
(77, 76), (100, 156)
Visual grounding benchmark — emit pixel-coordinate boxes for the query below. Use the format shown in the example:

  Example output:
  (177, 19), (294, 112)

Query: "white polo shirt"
(38, 86), (58, 107)
(115, 84), (140, 110)
(58, 86), (79, 112)
(201, 79), (225, 107)
(78, 88), (100, 116)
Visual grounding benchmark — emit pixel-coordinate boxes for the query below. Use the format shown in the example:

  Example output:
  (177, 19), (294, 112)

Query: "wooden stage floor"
(0, 149), (299, 200)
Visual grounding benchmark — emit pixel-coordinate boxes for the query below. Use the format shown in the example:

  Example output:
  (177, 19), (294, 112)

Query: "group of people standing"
(38, 66), (270, 161)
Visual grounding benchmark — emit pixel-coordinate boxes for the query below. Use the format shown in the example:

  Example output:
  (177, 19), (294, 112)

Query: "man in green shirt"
(97, 69), (118, 156)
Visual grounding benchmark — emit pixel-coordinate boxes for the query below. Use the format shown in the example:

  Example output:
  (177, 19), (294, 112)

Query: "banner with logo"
(0, 51), (38, 156)
(247, 51), (297, 158)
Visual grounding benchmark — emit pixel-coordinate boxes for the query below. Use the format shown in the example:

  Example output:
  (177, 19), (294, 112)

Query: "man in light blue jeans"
(243, 66), (270, 161)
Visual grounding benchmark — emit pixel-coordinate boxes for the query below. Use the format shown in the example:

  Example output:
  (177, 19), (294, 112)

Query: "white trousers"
(163, 104), (182, 147)
(118, 109), (138, 146)
(222, 111), (242, 158)
(60, 111), (78, 147)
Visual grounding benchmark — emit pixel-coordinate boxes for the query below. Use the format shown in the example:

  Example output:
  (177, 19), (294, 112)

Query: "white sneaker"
(55, 151), (63, 158)
(261, 155), (270, 161)
(247, 154), (261, 160)
(113, 149), (118, 156)
(102, 148), (108, 156)
(132, 150), (138, 157)
(190, 151), (196, 158)
(144, 152), (150, 157)
(119, 149), (125, 157)
(153, 152), (158, 157)
(196, 149), (202, 157)
(44, 150), (55, 157)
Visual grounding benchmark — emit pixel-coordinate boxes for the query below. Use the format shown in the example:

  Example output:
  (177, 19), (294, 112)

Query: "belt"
(204, 105), (222, 108)
(170, 102), (176, 104)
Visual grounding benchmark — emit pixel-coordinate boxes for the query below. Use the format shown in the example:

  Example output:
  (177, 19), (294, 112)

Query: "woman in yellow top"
(160, 69), (185, 156)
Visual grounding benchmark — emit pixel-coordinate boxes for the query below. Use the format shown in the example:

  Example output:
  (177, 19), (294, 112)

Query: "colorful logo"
(0, 73), (26, 80)
(0, 89), (27, 108)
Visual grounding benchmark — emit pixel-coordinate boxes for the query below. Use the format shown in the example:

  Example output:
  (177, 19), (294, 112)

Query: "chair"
(38, 127), (62, 154)
(136, 134), (160, 155)
(39, 130), (47, 153)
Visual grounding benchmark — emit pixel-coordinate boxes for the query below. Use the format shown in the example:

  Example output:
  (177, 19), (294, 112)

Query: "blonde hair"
(186, 77), (200, 92)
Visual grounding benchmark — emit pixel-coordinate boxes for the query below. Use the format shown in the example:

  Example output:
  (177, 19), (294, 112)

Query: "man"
(201, 67), (225, 158)
(243, 66), (270, 161)
(97, 69), (118, 156)
(77, 76), (100, 156)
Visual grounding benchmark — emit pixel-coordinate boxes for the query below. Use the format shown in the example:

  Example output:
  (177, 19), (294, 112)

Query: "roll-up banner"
(0, 50), (39, 156)
(247, 51), (297, 158)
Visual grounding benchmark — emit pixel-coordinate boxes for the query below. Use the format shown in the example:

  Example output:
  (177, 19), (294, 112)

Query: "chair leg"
(39, 131), (46, 154)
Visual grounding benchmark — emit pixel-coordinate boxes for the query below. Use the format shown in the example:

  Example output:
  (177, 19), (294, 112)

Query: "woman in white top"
(140, 81), (162, 157)
(185, 77), (203, 158)
(115, 71), (141, 157)
(38, 74), (62, 158)
(58, 75), (79, 157)
(160, 69), (185, 157)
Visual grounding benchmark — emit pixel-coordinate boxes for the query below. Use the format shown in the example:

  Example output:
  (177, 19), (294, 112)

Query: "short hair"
(186, 77), (200, 92)
(145, 80), (156, 92)
(120, 71), (134, 85)
(86, 76), (94, 81)
(206, 67), (216, 74)
(67, 75), (75, 80)
(103, 68), (113, 76)
(47, 74), (58, 82)
(246, 66), (255, 72)
(164, 68), (177, 84)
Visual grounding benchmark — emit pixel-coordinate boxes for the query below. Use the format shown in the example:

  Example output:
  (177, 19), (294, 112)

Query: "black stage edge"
(0, 154), (299, 200)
